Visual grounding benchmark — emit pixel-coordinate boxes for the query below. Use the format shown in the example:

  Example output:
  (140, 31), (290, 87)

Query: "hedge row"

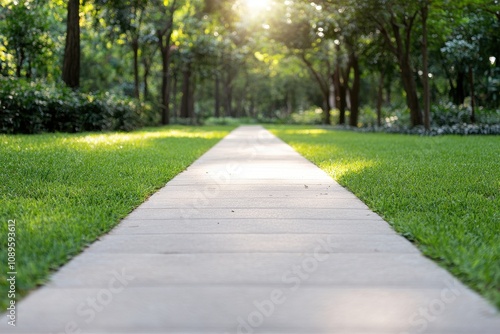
(351, 103), (500, 135)
(384, 123), (500, 136)
(0, 78), (141, 134)
(329, 123), (500, 136)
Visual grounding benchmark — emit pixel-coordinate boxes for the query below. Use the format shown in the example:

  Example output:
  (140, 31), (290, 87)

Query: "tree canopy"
(0, 0), (498, 129)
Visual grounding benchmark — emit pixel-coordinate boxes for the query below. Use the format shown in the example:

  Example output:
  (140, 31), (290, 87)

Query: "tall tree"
(1, 1), (54, 79)
(62, 0), (80, 88)
(340, 0), (423, 126)
(95, 0), (148, 99)
(421, 0), (431, 129)
(154, 0), (179, 125)
(441, 12), (495, 123)
(271, 1), (335, 124)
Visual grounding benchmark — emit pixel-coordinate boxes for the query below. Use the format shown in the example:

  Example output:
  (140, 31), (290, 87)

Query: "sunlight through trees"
(0, 0), (499, 131)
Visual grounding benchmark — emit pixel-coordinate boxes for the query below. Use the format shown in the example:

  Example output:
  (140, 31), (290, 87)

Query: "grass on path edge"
(0, 126), (233, 310)
(270, 125), (500, 309)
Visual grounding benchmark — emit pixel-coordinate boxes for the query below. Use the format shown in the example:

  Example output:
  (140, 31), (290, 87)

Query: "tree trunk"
(142, 57), (151, 101)
(400, 59), (422, 127)
(249, 99), (255, 119)
(132, 37), (140, 99)
(456, 70), (466, 105)
(224, 68), (233, 117)
(62, 0), (80, 89)
(381, 12), (422, 127)
(160, 47), (171, 125)
(142, 43), (159, 102)
(439, 52), (458, 105)
(236, 94), (244, 118)
(215, 72), (221, 118)
(225, 86), (233, 117)
(189, 74), (196, 122)
(322, 96), (332, 124)
(15, 48), (24, 78)
(468, 65), (476, 123)
(349, 54), (361, 127)
(157, 0), (177, 125)
(339, 70), (348, 125)
(180, 64), (193, 119)
(26, 59), (32, 79)
(386, 82), (392, 105)
(421, 2), (431, 130)
(286, 90), (293, 117)
(377, 72), (385, 127)
(172, 72), (178, 121)
(236, 72), (249, 118)
(301, 53), (331, 125)
(333, 68), (343, 125)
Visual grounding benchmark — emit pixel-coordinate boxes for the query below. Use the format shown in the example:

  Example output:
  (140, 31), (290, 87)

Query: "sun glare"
(243, 0), (270, 12)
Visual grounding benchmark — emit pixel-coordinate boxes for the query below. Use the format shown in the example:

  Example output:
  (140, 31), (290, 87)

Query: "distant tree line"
(0, 0), (498, 130)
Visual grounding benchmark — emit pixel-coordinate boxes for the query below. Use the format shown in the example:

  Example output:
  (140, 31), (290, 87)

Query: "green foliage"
(441, 13), (498, 70)
(356, 105), (379, 127)
(0, 125), (232, 310)
(271, 125), (500, 309)
(203, 117), (255, 126)
(0, 0), (63, 79)
(0, 78), (141, 134)
(345, 103), (500, 135)
(2, 0), (500, 130)
(289, 107), (324, 125)
(432, 102), (500, 126)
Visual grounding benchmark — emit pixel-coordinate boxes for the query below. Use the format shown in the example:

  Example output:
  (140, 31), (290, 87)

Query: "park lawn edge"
(0, 125), (235, 310)
(269, 125), (500, 310)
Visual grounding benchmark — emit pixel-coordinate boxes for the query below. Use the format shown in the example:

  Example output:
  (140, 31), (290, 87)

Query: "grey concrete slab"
(85, 233), (418, 254)
(2, 125), (498, 333)
(184, 161), (321, 171)
(47, 253), (454, 288)
(140, 197), (370, 209)
(166, 179), (339, 185)
(112, 218), (394, 235)
(1, 286), (498, 334)
(126, 208), (381, 220)
(149, 188), (359, 199)
(168, 166), (333, 179)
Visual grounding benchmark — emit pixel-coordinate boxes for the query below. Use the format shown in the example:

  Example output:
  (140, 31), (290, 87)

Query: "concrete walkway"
(2, 125), (499, 333)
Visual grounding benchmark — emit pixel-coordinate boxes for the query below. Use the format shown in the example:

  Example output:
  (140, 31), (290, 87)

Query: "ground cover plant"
(270, 125), (500, 309)
(0, 126), (233, 310)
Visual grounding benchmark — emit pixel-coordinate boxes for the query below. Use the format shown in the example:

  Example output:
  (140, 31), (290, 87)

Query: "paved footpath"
(2, 126), (499, 333)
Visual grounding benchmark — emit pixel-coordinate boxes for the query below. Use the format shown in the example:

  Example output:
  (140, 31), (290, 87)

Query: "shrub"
(289, 108), (324, 125)
(431, 102), (500, 126)
(0, 78), (141, 134)
(346, 102), (500, 136)
(204, 117), (244, 126)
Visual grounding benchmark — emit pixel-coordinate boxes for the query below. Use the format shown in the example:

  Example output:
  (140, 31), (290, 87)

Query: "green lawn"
(270, 125), (500, 309)
(0, 126), (233, 310)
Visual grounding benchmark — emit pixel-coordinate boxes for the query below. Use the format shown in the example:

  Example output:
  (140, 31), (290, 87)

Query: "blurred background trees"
(0, 0), (499, 133)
